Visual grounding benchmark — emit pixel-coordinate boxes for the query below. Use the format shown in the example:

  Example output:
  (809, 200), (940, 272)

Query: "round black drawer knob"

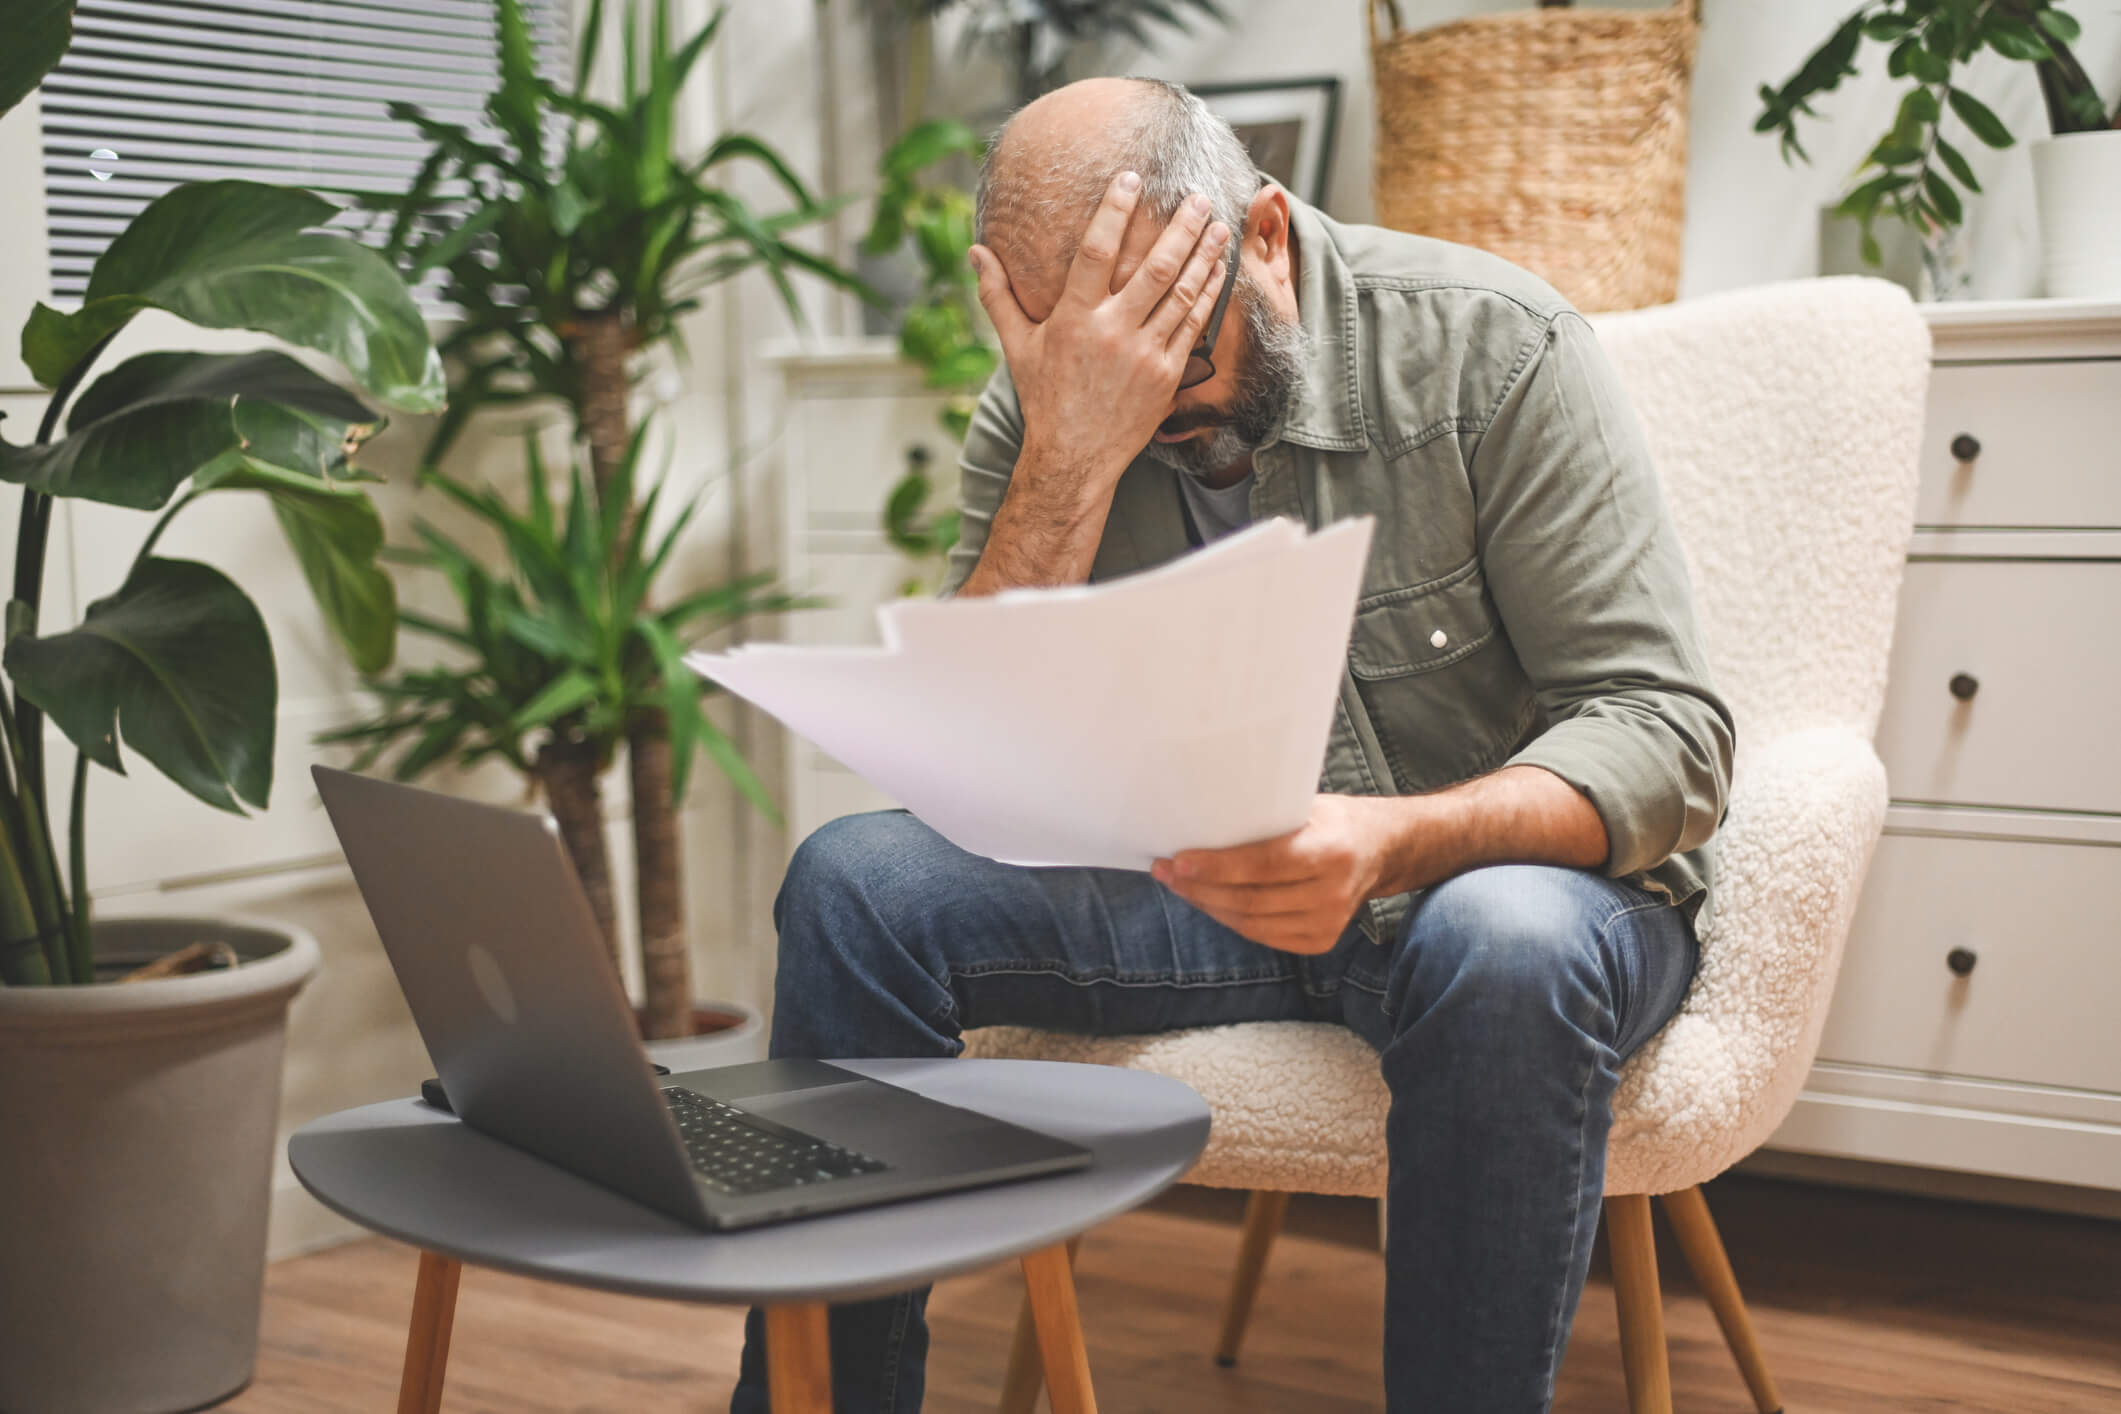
(1949, 672), (1980, 701)
(1950, 433), (1981, 461)
(1947, 947), (1978, 977)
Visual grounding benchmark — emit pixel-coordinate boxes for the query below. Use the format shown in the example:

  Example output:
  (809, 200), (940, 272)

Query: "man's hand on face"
(969, 171), (1229, 504)
(1151, 795), (1397, 956)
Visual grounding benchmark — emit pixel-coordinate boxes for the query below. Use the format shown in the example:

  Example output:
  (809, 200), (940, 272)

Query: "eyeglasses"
(1177, 177), (1267, 392)
(1177, 241), (1238, 391)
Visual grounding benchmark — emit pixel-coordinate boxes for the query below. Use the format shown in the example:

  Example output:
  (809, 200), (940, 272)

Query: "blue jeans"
(731, 810), (1698, 1414)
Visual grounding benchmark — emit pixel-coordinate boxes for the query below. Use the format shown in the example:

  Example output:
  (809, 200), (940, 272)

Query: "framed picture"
(1190, 77), (1343, 211)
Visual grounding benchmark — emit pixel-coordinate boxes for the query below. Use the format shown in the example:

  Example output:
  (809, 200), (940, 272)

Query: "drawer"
(1875, 558), (2121, 813)
(1818, 827), (2121, 1094)
(788, 392), (959, 525)
(1918, 361), (2121, 529)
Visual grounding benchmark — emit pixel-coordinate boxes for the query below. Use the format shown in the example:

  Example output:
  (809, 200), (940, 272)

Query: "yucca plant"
(361, 0), (867, 1037)
(324, 428), (802, 1031)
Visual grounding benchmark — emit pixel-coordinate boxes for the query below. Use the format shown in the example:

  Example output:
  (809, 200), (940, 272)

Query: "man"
(734, 77), (1732, 1414)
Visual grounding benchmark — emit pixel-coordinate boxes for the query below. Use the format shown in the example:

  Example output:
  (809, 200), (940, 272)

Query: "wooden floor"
(230, 1175), (2121, 1412)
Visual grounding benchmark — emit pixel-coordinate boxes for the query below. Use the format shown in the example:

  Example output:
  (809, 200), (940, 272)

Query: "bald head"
(977, 78), (1260, 317)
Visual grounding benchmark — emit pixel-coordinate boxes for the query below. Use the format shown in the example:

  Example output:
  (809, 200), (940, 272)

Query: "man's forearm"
(1368, 765), (1609, 899)
(955, 438), (1125, 597)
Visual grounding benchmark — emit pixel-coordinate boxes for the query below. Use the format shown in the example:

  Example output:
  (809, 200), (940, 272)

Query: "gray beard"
(1141, 275), (1307, 481)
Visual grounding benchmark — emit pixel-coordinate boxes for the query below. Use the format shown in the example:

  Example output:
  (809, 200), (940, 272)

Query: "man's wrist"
(1366, 792), (1457, 900)
(1012, 431), (1126, 524)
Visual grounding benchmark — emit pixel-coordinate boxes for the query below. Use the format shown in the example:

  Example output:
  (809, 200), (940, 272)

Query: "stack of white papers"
(687, 515), (1374, 871)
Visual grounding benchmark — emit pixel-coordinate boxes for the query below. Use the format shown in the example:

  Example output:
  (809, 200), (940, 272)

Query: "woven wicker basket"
(1369, 0), (1700, 312)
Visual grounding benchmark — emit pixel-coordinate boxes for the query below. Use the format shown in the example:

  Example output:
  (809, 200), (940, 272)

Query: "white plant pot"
(2032, 130), (2121, 299)
(0, 918), (319, 1414)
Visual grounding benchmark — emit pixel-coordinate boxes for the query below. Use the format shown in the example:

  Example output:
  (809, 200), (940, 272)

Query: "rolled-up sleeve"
(937, 364), (1025, 599)
(1477, 312), (1735, 877)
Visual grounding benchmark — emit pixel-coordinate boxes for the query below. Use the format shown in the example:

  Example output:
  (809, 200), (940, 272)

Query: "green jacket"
(939, 197), (1735, 943)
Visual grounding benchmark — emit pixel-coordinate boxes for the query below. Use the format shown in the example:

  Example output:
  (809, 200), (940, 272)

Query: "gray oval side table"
(288, 1058), (1210, 1414)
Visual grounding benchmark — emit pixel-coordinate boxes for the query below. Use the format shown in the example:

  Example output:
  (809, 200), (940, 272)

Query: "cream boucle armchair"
(967, 277), (1932, 1414)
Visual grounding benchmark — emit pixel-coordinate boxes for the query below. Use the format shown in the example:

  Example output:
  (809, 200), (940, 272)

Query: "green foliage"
(24, 182), (444, 410)
(7, 559), (277, 816)
(864, 122), (995, 589)
(323, 429), (810, 817)
(882, 447), (963, 596)
(367, 0), (877, 466)
(0, 0), (73, 122)
(1757, 1), (2112, 268)
(0, 171), (437, 983)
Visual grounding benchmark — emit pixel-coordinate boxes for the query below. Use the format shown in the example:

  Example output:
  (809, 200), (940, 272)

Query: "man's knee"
(775, 811), (932, 972)
(1388, 865), (1617, 1037)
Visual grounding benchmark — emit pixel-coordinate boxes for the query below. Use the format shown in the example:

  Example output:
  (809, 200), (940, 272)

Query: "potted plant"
(0, 10), (442, 1410)
(323, 427), (808, 1043)
(347, 0), (869, 1040)
(1758, 0), (2120, 297)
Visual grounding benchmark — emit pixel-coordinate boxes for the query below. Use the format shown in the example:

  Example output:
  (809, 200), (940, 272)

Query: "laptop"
(313, 766), (1091, 1231)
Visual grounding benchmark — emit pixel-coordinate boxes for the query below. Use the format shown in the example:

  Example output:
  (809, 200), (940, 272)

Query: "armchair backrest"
(1590, 278), (1931, 746)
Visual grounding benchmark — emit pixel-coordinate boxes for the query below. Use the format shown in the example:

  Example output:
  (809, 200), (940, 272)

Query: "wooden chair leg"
(396, 1250), (462, 1414)
(765, 1303), (834, 1414)
(1214, 1190), (1292, 1367)
(1662, 1185), (1784, 1414)
(1020, 1241), (1098, 1414)
(998, 1237), (1078, 1414)
(1605, 1194), (1674, 1414)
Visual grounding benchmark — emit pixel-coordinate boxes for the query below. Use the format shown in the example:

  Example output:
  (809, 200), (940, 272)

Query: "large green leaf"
(2, 0), (73, 119)
(203, 462), (397, 674)
(0, 350), (372, 510)
(5, 558), (276, 814)
(22, 180), (445, 409)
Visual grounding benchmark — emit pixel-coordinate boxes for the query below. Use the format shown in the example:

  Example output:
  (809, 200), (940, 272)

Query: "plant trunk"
(567, 309), (690, 1039)
(534, 737), (620, 969)
(572, 310), (633, 497)
(629, 708), (691, 1040)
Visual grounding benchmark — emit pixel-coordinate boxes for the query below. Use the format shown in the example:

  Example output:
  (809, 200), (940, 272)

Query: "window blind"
(39, 0), (572, 302)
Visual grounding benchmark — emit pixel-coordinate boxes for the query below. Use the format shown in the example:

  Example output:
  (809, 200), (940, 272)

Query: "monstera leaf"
(0, 350), (374, 509)
(5, 558), (276, 814)
(21, 181), (444, 410)
(0, 350), (400, 673)
(1, 0), (72, 120)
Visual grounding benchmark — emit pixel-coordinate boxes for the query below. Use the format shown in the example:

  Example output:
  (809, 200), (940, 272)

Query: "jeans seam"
(878, 1290), (911, 1414)
(1541, 1031), (1603, 1404)
(947, 963), (1292, 988)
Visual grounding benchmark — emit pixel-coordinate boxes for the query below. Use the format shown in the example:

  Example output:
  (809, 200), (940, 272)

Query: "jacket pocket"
(1348, 558), (1536, 792)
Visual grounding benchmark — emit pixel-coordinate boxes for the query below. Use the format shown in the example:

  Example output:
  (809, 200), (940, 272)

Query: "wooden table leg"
(397, 1250), (462, 1414)
(765, 1302), (834, 1414)
(999, 1236), (1080, 1414)
(1020, 1241), (1098, 1414)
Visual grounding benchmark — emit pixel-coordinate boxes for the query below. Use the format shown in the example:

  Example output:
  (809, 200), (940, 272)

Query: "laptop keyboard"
(662, 1086), (889, 1197)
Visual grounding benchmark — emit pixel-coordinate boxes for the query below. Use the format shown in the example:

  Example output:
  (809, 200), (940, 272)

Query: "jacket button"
(1430, 629), (1448, 649)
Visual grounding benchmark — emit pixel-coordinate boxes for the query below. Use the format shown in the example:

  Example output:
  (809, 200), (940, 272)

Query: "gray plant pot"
(0, 917), (320, 1414)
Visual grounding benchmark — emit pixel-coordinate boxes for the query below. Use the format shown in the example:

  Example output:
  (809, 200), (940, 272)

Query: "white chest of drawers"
(1766, 299), (2121, 1200)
